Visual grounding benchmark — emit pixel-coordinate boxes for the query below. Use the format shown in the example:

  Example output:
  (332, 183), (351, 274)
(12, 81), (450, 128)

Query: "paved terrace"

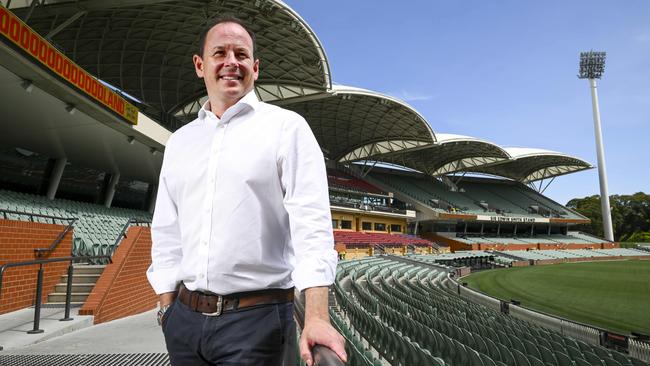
(0, 307), (167, 362)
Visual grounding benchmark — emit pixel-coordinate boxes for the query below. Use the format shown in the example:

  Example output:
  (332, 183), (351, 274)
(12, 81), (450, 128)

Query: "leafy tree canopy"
(566, 192), (650, 242)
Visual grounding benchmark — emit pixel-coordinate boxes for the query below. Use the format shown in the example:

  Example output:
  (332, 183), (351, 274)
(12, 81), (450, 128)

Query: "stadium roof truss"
(285, 85), (436, 161)
(5, 1), (594, 186)
(468, 148), (593, 183)
(356, 134), (511, 177)
(10, 0), (331, 129)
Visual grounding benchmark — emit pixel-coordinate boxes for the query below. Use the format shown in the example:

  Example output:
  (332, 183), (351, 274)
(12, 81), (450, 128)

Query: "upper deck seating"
(369, 172), (485, 213)
(369, 172), (584, 220)
(327, 169), (384, 195)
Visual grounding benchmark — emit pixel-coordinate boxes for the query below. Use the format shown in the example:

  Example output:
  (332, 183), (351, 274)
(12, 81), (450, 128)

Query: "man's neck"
(208, 99), (238, 119)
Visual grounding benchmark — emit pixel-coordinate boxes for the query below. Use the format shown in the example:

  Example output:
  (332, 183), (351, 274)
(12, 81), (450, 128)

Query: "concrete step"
(54, 283), (95, 293)
(60, 274), (100, 284)
(71, 264), (106, 275)
(43, 301), (85, 307)
(47, 292), (91, 303)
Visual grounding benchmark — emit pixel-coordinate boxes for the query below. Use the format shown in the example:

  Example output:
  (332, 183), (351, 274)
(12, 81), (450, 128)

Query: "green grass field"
(463, 260), (650, 335)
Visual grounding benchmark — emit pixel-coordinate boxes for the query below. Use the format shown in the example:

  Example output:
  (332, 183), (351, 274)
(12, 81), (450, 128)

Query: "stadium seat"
(512, 349), (532, 366)
(602, 358), (624, 366)
(467, 348), (486, 366)
(510, 335), (527, 354)
(566, 345), (585, 361)
(484, 337), (502, 361)
(583, 351), (605, 366)
(497, 343), (516, 366)
(480, 352), (498, 366)
(575, 358), (594, 366)
(630, 358), (647, 366)
(550, 340), (566, 353)
(592, 346), (611, 360)
(538, 345), (557, 365)
(554, 351), (574, 366)
(523, 339), (542, 360)
(452, 339), (470, 365)
(527, 355), (546, 366)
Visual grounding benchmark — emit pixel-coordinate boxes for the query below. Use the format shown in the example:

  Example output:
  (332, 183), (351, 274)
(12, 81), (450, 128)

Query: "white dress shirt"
(146, 91), (338, 295)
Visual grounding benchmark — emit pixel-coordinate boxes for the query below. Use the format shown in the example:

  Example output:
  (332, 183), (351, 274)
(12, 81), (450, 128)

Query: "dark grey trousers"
(161, 296), (294, 365)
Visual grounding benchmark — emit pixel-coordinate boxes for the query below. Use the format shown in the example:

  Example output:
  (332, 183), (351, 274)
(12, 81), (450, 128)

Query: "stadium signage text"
(476, 215), (550, 223)
(0, 5), (138, 125)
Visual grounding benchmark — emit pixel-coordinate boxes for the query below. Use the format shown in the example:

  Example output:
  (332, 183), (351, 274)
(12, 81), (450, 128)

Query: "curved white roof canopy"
(354, 134), (510, 176)
(13, 0), (331, 130)
(285, 85), (436, 161)
(468, 147), (593, 183)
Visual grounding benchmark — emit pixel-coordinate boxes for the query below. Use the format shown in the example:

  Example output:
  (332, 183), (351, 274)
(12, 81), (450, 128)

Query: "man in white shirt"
(146, 16), (346, 365)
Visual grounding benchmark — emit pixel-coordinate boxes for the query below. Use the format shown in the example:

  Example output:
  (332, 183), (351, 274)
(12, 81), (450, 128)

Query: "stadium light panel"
(578, 51), (606, 79)
(65, 104), (76, 115)
(21, 79), (34, 93)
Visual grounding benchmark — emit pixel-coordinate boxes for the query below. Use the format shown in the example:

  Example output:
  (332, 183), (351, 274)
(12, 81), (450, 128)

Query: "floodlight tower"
(578, 51), (614, 241)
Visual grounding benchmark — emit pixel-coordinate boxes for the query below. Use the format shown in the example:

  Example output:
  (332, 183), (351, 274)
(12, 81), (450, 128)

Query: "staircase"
(47, 264), (105, 306)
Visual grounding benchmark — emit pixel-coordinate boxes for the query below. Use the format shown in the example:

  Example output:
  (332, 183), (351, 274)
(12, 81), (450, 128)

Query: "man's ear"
(252, 59), (260, 81)
(193, 54), (204, 78)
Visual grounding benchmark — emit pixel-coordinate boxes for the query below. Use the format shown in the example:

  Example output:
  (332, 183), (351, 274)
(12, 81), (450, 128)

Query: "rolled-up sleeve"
(146, 136), (183, 294)
(279, 114), (338, 292)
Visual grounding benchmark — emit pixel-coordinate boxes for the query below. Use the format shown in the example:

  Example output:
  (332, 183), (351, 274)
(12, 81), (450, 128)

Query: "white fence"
(629, 339), (650, 363)
(455, 276), (602, 346)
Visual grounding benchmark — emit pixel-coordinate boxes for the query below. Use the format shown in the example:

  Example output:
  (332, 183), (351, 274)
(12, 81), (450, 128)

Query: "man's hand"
(159, 291), (177, 307)
(299, 287), (347, 366)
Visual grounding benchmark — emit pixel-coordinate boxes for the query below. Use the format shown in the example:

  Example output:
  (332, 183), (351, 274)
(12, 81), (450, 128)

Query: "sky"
(283, 0), (650, 205)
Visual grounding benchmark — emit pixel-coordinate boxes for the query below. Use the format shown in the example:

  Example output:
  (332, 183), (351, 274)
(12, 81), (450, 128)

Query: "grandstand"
(3, 0), (646, 364)
(0, 189), (151, 257)
(501, 248), (650, 262)
(334, 256), (650, 365)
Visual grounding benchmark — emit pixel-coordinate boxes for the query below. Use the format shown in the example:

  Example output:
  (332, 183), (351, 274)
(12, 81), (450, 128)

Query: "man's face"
(193, 22), (259, 109)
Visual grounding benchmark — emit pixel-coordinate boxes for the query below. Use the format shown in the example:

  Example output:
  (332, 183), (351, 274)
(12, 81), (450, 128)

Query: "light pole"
(578, 51), (614, 241)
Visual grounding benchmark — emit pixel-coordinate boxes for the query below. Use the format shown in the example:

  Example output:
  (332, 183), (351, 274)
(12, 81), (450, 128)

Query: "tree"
(566, 192), (649, 241)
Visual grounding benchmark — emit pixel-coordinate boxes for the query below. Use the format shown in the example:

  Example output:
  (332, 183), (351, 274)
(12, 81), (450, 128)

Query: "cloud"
(388, 90), (437, 102)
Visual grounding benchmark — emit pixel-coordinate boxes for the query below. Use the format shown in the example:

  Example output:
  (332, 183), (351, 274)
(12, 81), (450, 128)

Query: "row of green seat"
(0, 189), (151, 257)
(335, 256), (646, 366)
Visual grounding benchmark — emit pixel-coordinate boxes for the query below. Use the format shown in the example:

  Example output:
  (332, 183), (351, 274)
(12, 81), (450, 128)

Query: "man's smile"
(219, 74), (243, 80)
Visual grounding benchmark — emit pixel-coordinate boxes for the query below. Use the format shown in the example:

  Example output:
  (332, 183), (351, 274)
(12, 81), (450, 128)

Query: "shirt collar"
(197, 90), (259, 124)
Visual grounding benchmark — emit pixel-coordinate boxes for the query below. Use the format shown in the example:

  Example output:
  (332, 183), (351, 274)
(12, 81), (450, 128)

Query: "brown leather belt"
(178, 283), (294, 316)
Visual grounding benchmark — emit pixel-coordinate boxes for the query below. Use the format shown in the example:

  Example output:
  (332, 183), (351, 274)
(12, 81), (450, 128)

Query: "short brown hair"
(197, 16), (257, 57)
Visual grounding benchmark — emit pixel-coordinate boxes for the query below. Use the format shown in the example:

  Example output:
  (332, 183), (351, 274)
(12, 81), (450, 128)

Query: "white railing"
(629, 339), (650, 363)
(455, 274), (603, 347)
(560, 319), (601, 345)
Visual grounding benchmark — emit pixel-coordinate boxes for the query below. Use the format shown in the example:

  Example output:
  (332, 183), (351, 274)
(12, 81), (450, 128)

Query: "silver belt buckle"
(202, 295), (223, 316)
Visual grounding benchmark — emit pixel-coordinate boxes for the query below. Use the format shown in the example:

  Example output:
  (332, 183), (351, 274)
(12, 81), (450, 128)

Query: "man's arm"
(299, 286), (347, 366)
(277, 115), (346, 364)
(146, 136), (183, 302)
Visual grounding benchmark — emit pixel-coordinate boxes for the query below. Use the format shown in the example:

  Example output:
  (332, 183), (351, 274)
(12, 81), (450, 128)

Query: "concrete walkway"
(1, 307), (166, 354)
(0, 306), (92, 351)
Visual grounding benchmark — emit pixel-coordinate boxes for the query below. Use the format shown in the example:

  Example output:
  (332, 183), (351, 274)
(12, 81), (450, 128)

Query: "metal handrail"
(100, 218), (152, 263)
(0, 255), (112, 341)
(0, 208), (76, 224)
(0, 208), (77, 257)
(34, 219), (78, 257)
